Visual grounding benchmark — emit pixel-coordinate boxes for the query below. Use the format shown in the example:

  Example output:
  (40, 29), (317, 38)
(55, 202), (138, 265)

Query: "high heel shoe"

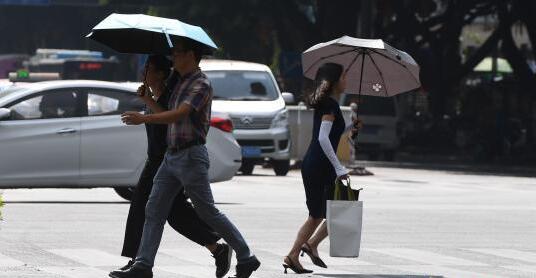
(282, 256), (313, 274)
(300, 243), (328, 268)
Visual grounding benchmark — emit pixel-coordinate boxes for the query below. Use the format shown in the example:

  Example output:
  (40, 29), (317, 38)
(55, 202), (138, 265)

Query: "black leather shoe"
(118, 259), (135, 271)
(109, 264), (153, 278)
(231, 256), (261, 278)
(213, 243), (233, 278)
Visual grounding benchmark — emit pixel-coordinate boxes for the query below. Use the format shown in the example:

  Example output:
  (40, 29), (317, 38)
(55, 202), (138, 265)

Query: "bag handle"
(334, 177), (362, 201)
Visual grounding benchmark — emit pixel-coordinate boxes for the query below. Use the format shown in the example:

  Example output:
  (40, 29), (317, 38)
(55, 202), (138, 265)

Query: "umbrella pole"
(351, 50), (366, 140)
(348, 50), (373, 176)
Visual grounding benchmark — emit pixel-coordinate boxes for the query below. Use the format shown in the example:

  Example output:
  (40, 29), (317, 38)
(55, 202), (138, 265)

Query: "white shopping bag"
(327, 178), (363, 257)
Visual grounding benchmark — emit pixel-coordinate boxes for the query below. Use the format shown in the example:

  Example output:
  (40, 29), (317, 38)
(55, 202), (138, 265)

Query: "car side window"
(8, 90), (79, 120)
(87, 89), (144, 116)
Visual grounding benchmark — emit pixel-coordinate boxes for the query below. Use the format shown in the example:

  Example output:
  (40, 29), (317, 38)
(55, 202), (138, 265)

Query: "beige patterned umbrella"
(302, 35), (421, 98)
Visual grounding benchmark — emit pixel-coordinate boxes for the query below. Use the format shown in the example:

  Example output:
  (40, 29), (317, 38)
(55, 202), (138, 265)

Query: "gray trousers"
(135, 145), (252, 268)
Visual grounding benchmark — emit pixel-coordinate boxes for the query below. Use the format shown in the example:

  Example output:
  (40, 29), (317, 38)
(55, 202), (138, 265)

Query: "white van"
(201, 59), (293, 176)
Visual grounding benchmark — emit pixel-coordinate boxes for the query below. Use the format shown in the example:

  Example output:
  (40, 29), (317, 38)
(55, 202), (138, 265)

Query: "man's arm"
(122, 78), (210, 126)
(121, 103), (192, 125)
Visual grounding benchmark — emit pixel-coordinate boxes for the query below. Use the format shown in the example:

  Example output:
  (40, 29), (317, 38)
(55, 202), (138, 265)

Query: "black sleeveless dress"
(300, 97), (346, 218)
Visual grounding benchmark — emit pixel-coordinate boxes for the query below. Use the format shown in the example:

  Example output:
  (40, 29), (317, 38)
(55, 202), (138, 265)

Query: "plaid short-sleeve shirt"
(167, 68), (212, 148)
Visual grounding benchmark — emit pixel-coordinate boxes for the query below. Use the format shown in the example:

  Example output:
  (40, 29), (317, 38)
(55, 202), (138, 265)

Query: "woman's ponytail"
(305, 63), (343, 109)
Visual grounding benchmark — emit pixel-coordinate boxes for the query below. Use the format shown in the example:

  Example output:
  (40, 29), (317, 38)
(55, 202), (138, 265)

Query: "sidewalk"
(350, 155), (536, 177)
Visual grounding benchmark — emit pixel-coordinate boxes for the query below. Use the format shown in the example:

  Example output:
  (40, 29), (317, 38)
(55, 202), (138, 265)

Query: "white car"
(0, 80), (242, 200)
(201, 59), (293, 176)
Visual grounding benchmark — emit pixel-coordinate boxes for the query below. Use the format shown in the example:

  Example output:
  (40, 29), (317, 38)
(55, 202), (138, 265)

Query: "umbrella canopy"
(474, 57), (513, 73)
(302, 36), (420, 97)
(86, 13), (217, 55)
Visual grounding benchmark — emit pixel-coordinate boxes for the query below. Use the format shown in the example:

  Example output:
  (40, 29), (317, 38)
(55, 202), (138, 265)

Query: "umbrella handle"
(163, 28), (173, 48)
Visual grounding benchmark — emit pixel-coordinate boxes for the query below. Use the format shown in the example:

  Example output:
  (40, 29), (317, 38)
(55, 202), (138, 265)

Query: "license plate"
(241, 146), (262, 158)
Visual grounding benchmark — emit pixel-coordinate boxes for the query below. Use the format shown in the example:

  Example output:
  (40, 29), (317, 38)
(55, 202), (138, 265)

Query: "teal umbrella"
(86, 13), (217, 55)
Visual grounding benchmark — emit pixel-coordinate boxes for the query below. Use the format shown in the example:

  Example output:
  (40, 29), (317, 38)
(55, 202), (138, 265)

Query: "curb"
(350, 160), (536, 177)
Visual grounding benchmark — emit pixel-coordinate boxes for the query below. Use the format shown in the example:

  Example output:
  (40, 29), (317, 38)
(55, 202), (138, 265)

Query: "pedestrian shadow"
(3, 201), (129, 204)
(314, 275), (443, 278)
(236, 173), (274, 177)
(3, 201), (242, 205)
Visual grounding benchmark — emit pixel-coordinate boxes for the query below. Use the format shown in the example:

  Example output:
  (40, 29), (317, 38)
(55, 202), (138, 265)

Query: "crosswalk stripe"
(502, 265), (536, 274)
(157, 265), (262, 278)
(467, 248), (536, 264)
(157, 266), (215, 277)
(160, 248), (219, 266)
(384, 265), (505, 278)
(47, 249), (128, 267)
(253, 246), (373, 267)
(0, 252), (24, 267)
(316, 251), (374, 266)
(369, 248), (487, 266)
(40, 266), (109, 278)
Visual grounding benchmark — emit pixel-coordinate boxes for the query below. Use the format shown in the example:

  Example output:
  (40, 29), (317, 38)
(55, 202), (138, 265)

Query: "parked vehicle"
(0, 80), (241, 200)
(26, 49), (121, 81)
(340, 94), (400, 161)
(200, 59), (292, 176)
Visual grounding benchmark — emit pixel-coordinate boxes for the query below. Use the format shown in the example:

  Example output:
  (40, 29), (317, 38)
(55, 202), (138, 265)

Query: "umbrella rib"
(366, 52), (389, 97)
(344, 50), (363, 75)
(369, 48), (408, 68)
(369, 48), (421, 89)
(304, 47), (360, 77)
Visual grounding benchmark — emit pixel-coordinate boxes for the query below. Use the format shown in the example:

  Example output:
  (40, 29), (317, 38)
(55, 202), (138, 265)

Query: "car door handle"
(56, 128), (77, 134)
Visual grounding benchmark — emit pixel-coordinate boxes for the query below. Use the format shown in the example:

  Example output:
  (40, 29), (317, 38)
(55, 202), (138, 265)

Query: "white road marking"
(467, 248), (536, 264)
(0, 252), (24, 267)
(47, 249), (128, 267)
(369, 248), (487, 266)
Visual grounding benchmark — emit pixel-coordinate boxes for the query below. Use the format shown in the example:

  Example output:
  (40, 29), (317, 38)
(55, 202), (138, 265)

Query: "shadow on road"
(314, 275), (443, 278)
(4, 201), (242, 205)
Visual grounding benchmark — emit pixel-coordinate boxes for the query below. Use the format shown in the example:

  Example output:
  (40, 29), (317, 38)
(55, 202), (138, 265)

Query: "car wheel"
(272, 159), (290, 176)
(114, 187), (134, 201)
(239, 160), (255, 175)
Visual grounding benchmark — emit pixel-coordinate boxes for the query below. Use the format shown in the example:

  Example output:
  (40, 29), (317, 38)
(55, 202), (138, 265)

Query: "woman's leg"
(286, 216), (323, 267)
(306, 220), (328, 256)
(120, 158), (161, 259)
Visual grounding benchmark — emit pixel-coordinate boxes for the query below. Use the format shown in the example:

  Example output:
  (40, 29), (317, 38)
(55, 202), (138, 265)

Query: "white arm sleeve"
(319, 120), (349, 177)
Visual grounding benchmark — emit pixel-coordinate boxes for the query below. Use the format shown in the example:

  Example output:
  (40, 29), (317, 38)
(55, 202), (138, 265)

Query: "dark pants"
(121, 155), (220, 259)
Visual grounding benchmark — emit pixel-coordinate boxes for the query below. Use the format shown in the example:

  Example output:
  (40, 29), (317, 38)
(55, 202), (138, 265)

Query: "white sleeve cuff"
(318, 120), (349, 177)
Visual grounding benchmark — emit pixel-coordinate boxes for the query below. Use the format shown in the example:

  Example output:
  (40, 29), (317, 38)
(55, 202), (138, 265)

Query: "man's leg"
(167, 190), (220, 247)
(134, 153), (184, 269)
(121, 158), (162, 259)
(176, 146), (253, 263)
(167, 191), (233, 278)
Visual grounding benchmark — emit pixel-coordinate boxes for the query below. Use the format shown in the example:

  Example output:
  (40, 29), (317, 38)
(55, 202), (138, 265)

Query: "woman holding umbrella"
(283, 62), (360, 274)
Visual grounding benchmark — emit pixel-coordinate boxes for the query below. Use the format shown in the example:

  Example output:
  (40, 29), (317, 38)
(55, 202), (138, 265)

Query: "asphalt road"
(0, 166), (535, 278)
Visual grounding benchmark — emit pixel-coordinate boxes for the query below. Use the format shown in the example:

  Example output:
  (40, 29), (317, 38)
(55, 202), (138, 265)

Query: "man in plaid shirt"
(116, 39), (260, 278)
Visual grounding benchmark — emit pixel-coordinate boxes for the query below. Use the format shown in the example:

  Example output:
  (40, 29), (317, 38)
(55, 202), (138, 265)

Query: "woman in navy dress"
(283, 63), (360, 274)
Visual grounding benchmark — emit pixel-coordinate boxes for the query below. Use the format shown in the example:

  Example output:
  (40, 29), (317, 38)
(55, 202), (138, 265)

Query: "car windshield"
(205, 71), (278, 101)
(0, 86), (28, 100)
(343, 95), (396, 116)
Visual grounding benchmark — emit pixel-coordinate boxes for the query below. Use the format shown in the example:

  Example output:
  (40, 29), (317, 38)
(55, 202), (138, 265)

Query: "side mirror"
(281, 92), (295, 105)
(0, 108), (11, 120)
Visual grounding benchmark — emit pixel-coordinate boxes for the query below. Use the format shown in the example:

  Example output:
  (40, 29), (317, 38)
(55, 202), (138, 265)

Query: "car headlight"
(271, 109), (289, 128)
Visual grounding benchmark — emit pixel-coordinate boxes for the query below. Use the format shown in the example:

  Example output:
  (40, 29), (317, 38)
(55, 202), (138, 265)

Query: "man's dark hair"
(147, 55), (172, 77)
